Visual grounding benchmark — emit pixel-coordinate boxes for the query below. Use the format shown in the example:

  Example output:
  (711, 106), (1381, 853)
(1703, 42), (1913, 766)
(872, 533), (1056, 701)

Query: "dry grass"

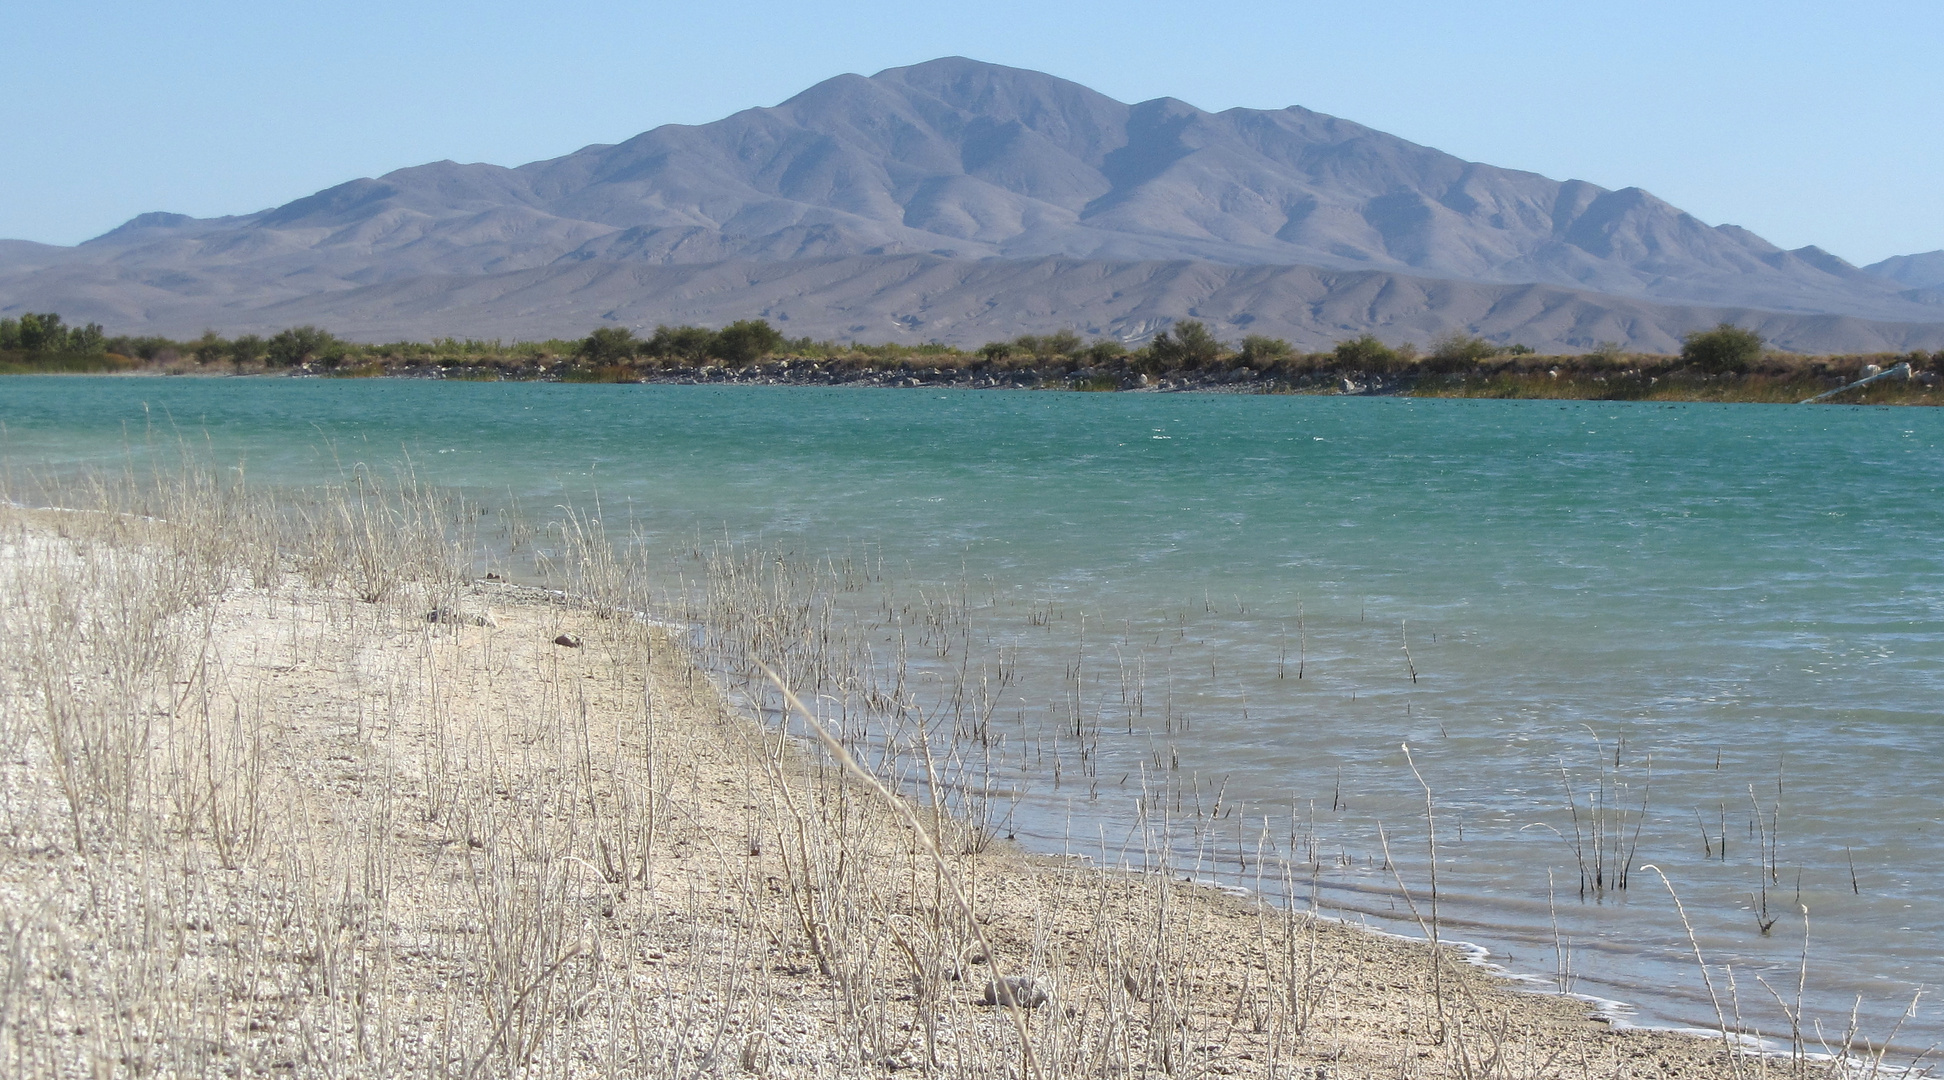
(0, 469), (1914, 1078)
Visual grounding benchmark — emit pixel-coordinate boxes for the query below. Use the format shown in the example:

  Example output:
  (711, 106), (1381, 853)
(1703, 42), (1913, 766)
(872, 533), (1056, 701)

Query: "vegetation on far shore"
(5, 310), (1941, 404)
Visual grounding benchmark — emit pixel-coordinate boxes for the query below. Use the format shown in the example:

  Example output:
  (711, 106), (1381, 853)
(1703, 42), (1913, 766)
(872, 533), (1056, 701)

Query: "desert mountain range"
(4, 57), (1942, 352)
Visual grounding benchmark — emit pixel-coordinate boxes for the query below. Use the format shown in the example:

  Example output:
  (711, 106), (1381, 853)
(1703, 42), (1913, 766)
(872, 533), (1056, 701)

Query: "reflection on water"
(4, 378), (1941, 1045)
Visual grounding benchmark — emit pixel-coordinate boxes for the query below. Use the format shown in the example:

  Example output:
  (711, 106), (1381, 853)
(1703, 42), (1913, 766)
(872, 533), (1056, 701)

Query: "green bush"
(1006, 330), (1083, 362)
(1149, 320), (1224, 370)
(1084, 339), (1128, 366)
(1681, 323), (1764, 373)
(1430, 331), (1503, 364)
(13, 313), (58, 352)
(1238, 335), (1293, 369)
(265, 326), (343, 367)
(644, 325), (715, 363)
(1046, 329), (1084, 359)
(578, 326), (639, 365)
(1, 312), (104, 356)
(712, 319), (784, 365)
(191, 330), (228, 363)
(229, 334), (265, 366)
(1332, 333), (1402, 369)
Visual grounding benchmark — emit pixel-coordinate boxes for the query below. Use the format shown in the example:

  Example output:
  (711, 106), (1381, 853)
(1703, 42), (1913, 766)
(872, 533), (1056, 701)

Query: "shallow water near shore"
(5, 376), (1943, 1049)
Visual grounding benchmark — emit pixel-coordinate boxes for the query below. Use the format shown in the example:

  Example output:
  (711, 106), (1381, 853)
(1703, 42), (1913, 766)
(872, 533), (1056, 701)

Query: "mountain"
(4, 57), (1942, 350)
(1865, 250), (1944, 291)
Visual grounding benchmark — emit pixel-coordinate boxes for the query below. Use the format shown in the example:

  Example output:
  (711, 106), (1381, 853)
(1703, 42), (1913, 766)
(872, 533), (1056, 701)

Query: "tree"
(1037, 329), (1084, 359)
(229, 334), (265, 367)
(69, 322), (105, 355)
(1149, 320), (1223, 370)
(711, 319), (784, 365)
(1681, 323), (1763, 373)
(644, 325), (715, 363)
(193, 330), (228, 364)
(0, 312), (102, 354)
(1332, 333), (1401, 368)
(1429, 331), (1502, 364)
(978, 340), (1015, 364)
(265, 326), (341, 367)
(578, 326), (639, 365)
(1238, 335), (1293, 369)
(17, 313), (60, 352)
(1084, 339), (1128, 365)
(1009, 331), (1083, 361)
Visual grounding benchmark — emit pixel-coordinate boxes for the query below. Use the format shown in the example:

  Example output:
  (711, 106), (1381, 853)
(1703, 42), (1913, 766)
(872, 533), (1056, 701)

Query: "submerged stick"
(1401, 744), (1445, 1043)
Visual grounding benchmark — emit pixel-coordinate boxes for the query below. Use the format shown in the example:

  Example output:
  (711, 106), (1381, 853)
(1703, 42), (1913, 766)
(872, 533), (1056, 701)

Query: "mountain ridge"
(4, 57), (1942, 349)
(1865, 250), (1944, 291)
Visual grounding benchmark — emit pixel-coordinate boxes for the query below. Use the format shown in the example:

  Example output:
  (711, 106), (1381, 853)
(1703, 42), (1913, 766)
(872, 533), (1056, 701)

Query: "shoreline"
(0, 495), (1871, 1077)
(6, 357), (1944, 405)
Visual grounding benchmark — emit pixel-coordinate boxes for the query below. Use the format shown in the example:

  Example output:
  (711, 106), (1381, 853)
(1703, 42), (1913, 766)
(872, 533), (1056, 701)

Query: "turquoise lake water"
(4, 376), (1942, 1047)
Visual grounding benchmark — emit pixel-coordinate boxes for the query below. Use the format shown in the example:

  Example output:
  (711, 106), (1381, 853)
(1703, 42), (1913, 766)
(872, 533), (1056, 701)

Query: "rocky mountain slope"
(4, 58), (1942, 350)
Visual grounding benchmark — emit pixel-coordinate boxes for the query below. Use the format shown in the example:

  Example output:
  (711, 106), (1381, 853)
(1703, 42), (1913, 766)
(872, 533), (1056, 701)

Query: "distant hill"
(1865, 250), (1944, 291)
(4, 57), (1942, 350)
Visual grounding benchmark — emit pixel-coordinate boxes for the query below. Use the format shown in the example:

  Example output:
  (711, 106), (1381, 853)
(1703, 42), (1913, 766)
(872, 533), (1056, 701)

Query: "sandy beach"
(0, 498), (1840, 1077)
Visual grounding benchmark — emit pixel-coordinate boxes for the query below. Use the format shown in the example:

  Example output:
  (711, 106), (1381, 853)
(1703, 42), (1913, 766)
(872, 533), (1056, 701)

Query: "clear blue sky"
(6, 0), (1939, 265)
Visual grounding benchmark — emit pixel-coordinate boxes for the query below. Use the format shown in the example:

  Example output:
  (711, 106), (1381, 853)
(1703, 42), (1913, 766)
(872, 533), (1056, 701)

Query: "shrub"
(578, 326), (639, 365)
(1332, 333), (1402, 369)
(1238, 335), (1293, 370)
(16, 313), (59, 352)
(1043, 329), (1083, 359)
(1, 312), (102, 355)
(75, 323), (105, 354)
(712, 319), (784, 365)
(1429, 331), (1503, 364)
(644, 325), (715, 363)
(1681, 323), (1763, 373)
(1008, 330), (1082, 362)
(192, 330), (228, 364)
(229, 334), (265, 366)
(265, 326), (343, 367)
(978, 341), (1015, 364)
(1084, 339), (1128, 366)
(1149, 320), (1224, 370)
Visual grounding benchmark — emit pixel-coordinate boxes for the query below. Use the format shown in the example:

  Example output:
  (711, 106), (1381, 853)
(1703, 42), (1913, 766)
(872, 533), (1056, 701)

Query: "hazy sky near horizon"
(6, 0), (1939, 265)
